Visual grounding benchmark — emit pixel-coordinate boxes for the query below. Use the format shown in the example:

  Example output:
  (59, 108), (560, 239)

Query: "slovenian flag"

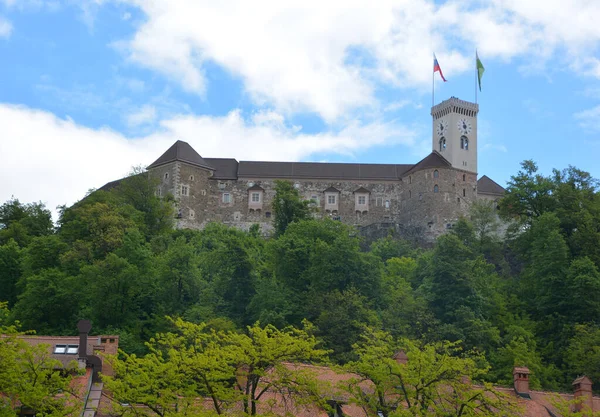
(433, 53), (447, 82)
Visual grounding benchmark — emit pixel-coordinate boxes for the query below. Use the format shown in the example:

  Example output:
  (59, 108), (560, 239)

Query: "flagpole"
(475, 50), (478, 104)
(432, 53), (435, 107)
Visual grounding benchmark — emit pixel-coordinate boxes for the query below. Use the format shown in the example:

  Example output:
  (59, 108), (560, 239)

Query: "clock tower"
(431, 97), (479, 174)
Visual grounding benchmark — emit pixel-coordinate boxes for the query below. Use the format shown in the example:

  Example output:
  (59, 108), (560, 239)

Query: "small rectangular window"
(66, 345), (79, 355)
(181, 185), (189, 196)
(54, 345), (67, 354)
(376, 197), (383, 206)
(358, 196), (366, 205)
(222, 193), (231, 203)
(328, 195), (336, 205)
(251, 192), (261, 202)
(156, 187), (162, 197)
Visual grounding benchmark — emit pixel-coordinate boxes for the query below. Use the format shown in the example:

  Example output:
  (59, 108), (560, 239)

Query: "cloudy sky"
(2, 0), (600, 217)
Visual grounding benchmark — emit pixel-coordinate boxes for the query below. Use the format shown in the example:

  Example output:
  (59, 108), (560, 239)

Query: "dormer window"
(324, 187), (340, 212)
(248, 185), (264, 210)
(354, 187), (370, 212)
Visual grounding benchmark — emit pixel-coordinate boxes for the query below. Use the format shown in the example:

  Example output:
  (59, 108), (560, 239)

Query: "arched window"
(434, 185), (439, 193)
(433, 170), (439, 178)
(439, 137), (446, 151)
(461, 136), (469, 150)
(463, 189), (466, 197)
(164, 172), (169, 180)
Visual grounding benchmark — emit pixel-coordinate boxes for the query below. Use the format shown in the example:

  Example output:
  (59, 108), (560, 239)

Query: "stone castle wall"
(151, 162), (478, 239)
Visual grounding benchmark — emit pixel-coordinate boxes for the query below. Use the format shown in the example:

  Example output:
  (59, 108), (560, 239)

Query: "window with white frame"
(251, 192), (261, 202)
(385, 200), (390, 209)
(358, 196), (366, 205)
(181, 185), (189, 196)
(328, 195), (336, 205)
(222, 193), (231, 203)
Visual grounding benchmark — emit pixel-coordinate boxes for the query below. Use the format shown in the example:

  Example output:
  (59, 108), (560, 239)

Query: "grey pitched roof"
(402, 151), (451, 176)
(238, 161), (413, 181)
(248, 184), (264, 191)
(478, 175), (505, 195)
(148, 140), (215, 170)
(204, 158), (239, 180)
(324, 186), (340, 193)
(354, 187), (371, 194)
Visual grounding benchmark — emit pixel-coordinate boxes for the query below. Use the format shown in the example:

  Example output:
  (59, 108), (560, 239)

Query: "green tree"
(0, 199), (53, 246)
(499, 160), (556, 224)
(111, 167), (175, 237)
(343, 328), (520, 417)
(103, 319), (329, 416)
(0, 303), (81, 417)
(0, 240), (22, 307)
(565, 325), (600, 390)
(272, 180), (311, 236)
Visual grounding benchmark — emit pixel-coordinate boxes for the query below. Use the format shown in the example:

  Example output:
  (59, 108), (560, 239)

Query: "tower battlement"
(431, 97), (479, 119)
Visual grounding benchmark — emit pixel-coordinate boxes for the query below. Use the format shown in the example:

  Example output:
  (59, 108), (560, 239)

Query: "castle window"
(409, 190), (412, 199)
(222, 193), (231, 203)
(409, 176), (412, 184)
(164, 172), (169, 180)
(181, 185), (189, 196)
(328, 195), (336, 205)
(463, 189), (466, 197)
(376, 197), (383, 206)
(189, 175), (194, 181)
(201, 189), (206, 196)
(434, 185), (439, 193)
(156, 187), (162, 197)
(251, 192), (261, 202)
(358, 196), (366, 205)
(265, 211), (272, 218)
(463, 174), (466, 181)
(434, 170), (439, 178)
(189, 209), (195, 219)
(385, 200), (390, 209)
(439, 137), (446, 151)
(461, 136), (469, 150)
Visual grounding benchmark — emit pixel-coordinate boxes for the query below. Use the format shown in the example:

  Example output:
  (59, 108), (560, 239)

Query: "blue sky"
(2, 0), (600, 214)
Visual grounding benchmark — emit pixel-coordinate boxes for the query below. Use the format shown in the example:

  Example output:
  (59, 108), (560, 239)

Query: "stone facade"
(142, 97), (503, 241)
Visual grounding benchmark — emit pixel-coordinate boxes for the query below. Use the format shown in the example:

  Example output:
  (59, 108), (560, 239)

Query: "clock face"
(436, 119), (448, 136)
(457, 118), (472, 135)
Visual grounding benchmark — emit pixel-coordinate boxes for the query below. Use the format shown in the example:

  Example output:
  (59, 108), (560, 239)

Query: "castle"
(140, 97), (504, 239)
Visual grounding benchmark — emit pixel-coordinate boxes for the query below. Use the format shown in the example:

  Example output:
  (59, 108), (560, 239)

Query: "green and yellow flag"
(476, 51), (485, 91)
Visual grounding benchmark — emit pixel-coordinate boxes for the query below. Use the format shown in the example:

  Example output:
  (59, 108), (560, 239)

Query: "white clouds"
(0, 17), (12, 38)
(126, 105), (156, 127)
(110, 0), (600, 123)
(0, 104), (418, 218)
(574, 105), (600, 131)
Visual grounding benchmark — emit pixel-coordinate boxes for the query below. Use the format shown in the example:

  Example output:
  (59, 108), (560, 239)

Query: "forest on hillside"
(1, 160), (600, 395)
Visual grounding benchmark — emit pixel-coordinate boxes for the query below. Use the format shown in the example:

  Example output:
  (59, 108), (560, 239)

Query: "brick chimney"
(573, 376), (593, 415)
(513, 367), (531, 395)
(393, 350), (408, 365)
(77, 319), (92, 360)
